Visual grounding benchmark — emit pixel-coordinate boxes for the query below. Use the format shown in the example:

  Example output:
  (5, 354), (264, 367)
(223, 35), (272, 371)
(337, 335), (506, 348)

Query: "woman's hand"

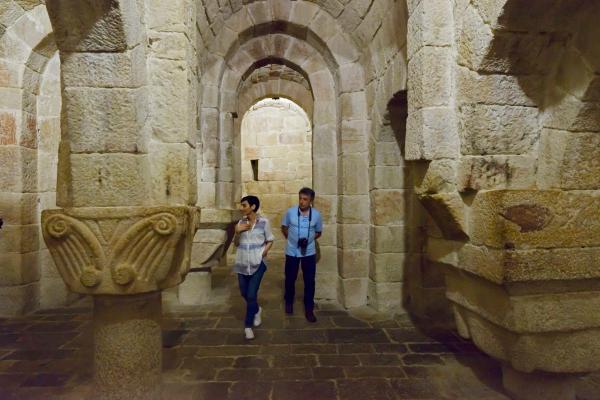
(235, 222), (250, 234)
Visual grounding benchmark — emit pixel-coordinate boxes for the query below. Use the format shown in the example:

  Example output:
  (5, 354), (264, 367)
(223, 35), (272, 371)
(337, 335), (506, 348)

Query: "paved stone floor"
(0, 263), (512, 399)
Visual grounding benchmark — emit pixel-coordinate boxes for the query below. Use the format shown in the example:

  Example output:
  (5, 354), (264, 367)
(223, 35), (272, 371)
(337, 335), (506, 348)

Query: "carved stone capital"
(41, 206), (200, 295)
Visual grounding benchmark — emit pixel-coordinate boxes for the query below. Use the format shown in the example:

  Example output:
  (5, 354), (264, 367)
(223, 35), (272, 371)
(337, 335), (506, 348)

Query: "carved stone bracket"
(41, 206), (200, 295)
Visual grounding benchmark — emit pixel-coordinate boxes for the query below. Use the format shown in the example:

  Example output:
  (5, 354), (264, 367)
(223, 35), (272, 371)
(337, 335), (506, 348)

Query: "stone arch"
(197, 5), (372, 305)
(0, 2), (61, 315)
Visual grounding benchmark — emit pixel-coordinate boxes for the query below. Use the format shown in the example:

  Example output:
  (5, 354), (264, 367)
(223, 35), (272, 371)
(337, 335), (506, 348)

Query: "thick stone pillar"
(41, 206), (199, 398)
(94, 292), (162, 400)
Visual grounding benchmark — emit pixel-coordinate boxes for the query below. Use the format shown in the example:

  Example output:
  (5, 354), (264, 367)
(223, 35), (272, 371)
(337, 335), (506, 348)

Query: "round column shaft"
(93, 291), (162, 400)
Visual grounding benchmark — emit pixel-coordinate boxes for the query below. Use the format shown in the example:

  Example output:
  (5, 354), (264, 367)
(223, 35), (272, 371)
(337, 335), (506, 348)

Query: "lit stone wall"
(240, 98), (312, 256)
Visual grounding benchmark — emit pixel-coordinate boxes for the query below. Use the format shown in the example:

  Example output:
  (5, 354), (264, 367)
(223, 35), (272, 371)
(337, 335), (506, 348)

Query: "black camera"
(298, 238), (308, 253)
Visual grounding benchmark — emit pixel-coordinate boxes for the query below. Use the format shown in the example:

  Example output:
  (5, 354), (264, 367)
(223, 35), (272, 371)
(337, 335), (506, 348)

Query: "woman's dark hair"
(241, 195), (260, 212)
(298, 187), (315, 200)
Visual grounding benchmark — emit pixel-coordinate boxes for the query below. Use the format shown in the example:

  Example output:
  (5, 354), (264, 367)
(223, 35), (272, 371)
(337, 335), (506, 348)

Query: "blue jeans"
(284, 254), (316, 310)
(238, 262), (266, 327)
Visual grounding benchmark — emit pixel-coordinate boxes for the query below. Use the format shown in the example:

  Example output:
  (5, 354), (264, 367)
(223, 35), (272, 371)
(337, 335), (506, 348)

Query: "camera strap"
(297, 207), (312, 239)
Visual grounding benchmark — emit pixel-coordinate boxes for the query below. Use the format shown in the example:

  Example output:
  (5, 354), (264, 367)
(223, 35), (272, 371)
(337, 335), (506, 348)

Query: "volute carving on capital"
(41, 206), (200, 295)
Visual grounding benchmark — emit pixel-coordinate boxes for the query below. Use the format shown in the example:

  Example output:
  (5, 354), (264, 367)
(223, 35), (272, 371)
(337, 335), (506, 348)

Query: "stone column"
(42, 206), (198, 399)
(94, 292), (162, 400)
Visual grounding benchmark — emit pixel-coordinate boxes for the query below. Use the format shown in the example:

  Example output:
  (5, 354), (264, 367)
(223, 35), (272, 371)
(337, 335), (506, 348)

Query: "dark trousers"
(284, 255), (316, 310)
(238, 262), (266, 327)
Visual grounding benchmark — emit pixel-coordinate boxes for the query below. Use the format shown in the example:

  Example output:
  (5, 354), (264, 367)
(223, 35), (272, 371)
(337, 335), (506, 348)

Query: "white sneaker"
(244, 327), (255, 340)
(253, 307), (262, 327)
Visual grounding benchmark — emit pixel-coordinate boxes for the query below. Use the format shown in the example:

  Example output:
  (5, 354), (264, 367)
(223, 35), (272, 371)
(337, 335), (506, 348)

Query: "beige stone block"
(412, 159), (457, 194)
(538, 129), (600, 190)
(339, 224), (369, 250)
(317, 245), (337, 274)
(405, 107), (459, 160)
(63, 87), (147, 153)
(0, 224), (40, 253)
(456, 66), (538, 107)
(149, 143), (197, 205)
(470, 190), (600, 249)
(46, 0), (142, 52)
(62, 47), (145, 88)
(313, 195), (337, 224)
(338, 249), (368, 278)
(177, 271), (211, 305)
(338, 195), (369, 224)
(339, 63), (365, 93)
(371, 190), (406, 226)
(407, 0), (453, 58)
(340, 120), (369, 155)
(0, 251), (40, 285)
(149, 58), (193, 143)
(313, 99), (337, 125)
(460, 104), (539, 155)
(340, 92), (368, 121)
(451, 298), (600, 373)
(0, 282), (39, 316)
(0, 192), (38, 225)
(67, 153), (150, 207)
(457, 155), (536, 191)
(339, 277), (368, 308)
(328, 33), (360, 65)
(0, 146), (37, 192)
(370, 166), (406, 190)
(40, 248), (59, 278)
(341, 153), (368, 195)
(315, 272), (338, 300)
(369, 252), (407, 283)
(368, 280), (404, 312)
(318, 224), (337, 247)
(308, 10), (337, 44)
(38, 118), (61, 152)
(456, 243), (600, 284)
(370, 225), (407, 254)
(145, 0), (187, 32)
(148, 31), (187, 60)
(419, 192), (468, 240)
(289, 1), (320, 27)
(408, 46), (452, 110)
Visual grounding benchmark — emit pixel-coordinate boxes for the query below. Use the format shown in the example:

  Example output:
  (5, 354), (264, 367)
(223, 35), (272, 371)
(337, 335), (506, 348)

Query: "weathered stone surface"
(370, 225), (407, 253)
(369, 253), (406, 283)
(459, 104), (539, 155)
(0, 282), (39, 316)
(66, 153), (151, 207)
(370, 190), (405, 226)
(368, 280), (403, 312)
(470, 190), (600, 249)
(408, 46), (452, 110)
(46, 0), (141, 51)
(63, 87), (148, 153)
(41, 206), (199, 295)
(419, 192), (468, 241)
(339, 277), (368, 308)
(538, 129), (600, 190)
(452, 301), (600, 373)
(406, 107), (459, 160)
(457, 155), (536, 191)
(61, 47), (146, 88)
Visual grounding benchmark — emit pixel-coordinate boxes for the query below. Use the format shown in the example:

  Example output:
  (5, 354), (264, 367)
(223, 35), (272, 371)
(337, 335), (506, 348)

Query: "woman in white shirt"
(233, 195), (274, 340)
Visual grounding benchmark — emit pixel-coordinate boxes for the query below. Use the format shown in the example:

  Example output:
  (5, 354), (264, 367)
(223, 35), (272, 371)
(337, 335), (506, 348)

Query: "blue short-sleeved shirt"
(281, 207), (322, 257)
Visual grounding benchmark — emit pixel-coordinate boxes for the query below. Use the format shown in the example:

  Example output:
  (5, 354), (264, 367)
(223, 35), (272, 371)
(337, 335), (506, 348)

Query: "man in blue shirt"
(281, 187), (323, 322)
